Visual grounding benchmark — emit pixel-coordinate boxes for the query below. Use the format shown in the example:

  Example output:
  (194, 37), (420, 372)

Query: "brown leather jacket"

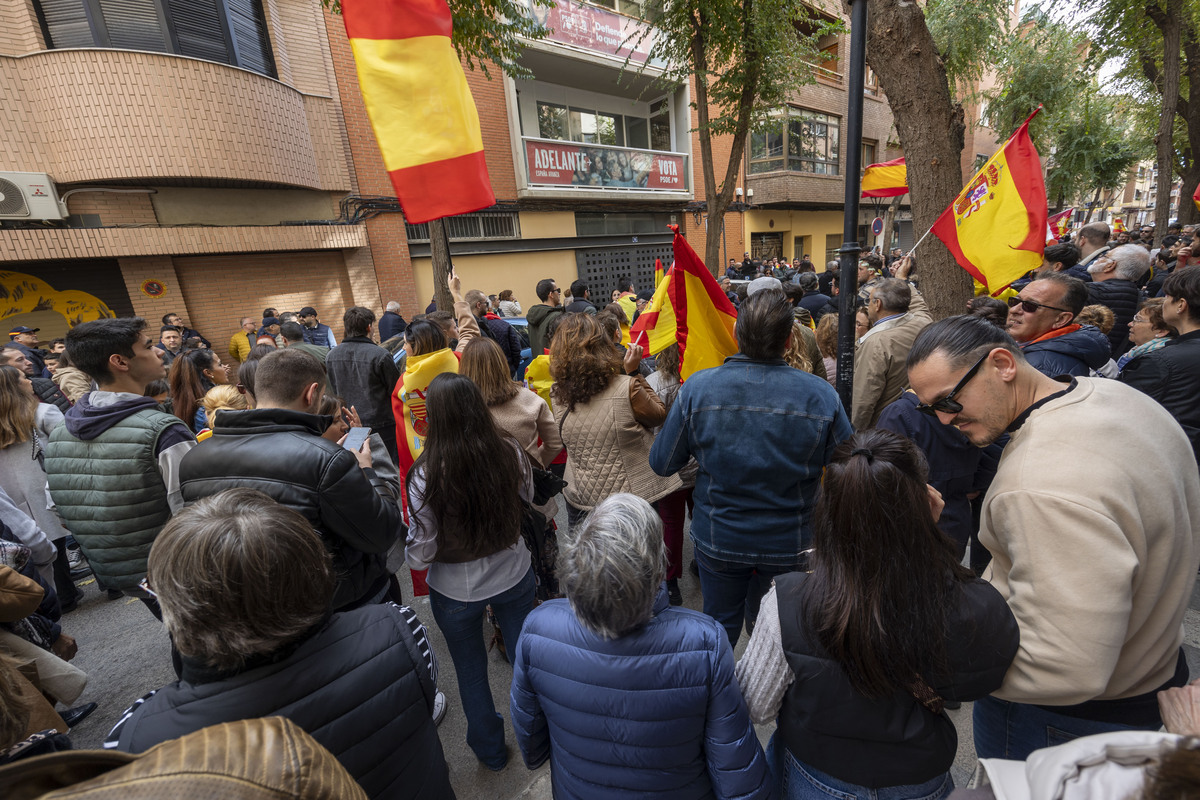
(0, 717), (368, 799)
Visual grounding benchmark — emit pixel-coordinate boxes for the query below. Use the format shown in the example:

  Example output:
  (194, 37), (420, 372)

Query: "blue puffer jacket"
(511, 589), (772, 800)
(1020, 324), (1111, 378)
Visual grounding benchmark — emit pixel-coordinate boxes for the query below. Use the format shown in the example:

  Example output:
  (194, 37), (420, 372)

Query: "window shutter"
(96, 0), (167, 51)
(165, 0), (230, 64)
(37, 0), (95, 48)
(225, 0), (274, 77)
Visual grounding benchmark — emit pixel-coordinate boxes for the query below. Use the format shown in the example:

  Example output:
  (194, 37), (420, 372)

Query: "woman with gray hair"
(510, 493), (771, 799)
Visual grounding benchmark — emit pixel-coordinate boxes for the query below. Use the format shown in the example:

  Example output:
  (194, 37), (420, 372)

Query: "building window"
(861, 141), (877, 171)
(535, 99), (674, 153)
(865, 65), (880, 97)
(33, 0), (276, 78)
(404, 212), (521, 242)
(750, 108), (840, 175)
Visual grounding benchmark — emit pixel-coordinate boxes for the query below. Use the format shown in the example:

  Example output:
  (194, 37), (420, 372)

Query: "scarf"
(392, 347), (460, 477)
(1117, 336), (1170, 371)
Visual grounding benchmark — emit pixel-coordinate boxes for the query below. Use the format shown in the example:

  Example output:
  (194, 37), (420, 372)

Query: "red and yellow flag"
(861, 157), (907, 198)
(1112, 216), (1126, 234)
(341, 0), (495, 224)
(654, 258), (665, 288)
(630, 226), (738, 380)
(1193, 182), (1200, 214)
(1046, 208), (1073, 244)
(931, 110), (1046, 294)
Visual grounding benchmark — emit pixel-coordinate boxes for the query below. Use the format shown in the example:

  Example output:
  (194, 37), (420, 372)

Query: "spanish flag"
(931, 109), (1046, 294)
(861, 157), (908, 198)
(654, 258), (665, 288)
(341, 0), (495, 224)
(630, 226), (738, 380)
(1112, 216), (1126, 234)
(1193, 182), (1200, 214)
(1046, 208), (1073, 243)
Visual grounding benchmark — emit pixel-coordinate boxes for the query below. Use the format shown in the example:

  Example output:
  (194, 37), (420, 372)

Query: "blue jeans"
(769, 734), (952, 800)
(973, 695), (1152, 761)
(694, 549), (800, 647)
(429, 568), (536, 768)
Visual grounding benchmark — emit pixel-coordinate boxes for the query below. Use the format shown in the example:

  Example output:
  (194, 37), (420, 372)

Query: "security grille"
(576, 243), (674, 301)
(405, 212), (520, 242)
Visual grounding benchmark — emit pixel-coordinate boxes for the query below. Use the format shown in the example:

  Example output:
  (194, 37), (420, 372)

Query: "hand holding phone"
(341, 426), (371, 453)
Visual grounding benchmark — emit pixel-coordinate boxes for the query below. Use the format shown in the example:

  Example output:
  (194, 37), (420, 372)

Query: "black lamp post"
(835, 0), (868, 412)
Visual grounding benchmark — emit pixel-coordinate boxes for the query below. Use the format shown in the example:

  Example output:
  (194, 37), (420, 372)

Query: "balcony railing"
(522, 137), (689, 193)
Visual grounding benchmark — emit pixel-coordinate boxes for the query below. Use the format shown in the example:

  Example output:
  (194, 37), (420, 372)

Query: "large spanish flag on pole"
(341, 0), (495, 224)
(861, 158), (908, 198)
(931, 108), (1046, 294)
(630, 226), (738, 381)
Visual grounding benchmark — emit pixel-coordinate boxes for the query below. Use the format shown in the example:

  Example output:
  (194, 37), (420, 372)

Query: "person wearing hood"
(1005, 274), (1111, 377)
(526, 278), (565, 356)
(42, 318), (196, 611)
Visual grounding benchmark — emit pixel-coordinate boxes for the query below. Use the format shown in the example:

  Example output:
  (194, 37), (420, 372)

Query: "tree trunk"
(852, 0), (969, 318)
(1177, 23), (1200, 227)
(690, 6), (759, 275)
(1148, 0), (1183, 240)
(429, 217), (454, 311)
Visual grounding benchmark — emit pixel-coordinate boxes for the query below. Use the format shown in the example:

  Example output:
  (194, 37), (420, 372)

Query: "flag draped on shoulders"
(861, 158), (908, 198)
(392, 348), (460, 479)
(341, 0), (495, 224)
(630, 226), (738, 381)
(931, 109), (1047, 295)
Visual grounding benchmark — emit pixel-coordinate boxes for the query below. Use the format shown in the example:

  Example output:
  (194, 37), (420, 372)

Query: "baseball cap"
(297, 307), (318, 317)
(746, 277), (783, 296)
(8, 326), (39, 337)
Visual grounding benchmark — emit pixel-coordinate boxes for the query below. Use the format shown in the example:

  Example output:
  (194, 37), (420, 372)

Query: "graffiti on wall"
(0, 271), (115, 341)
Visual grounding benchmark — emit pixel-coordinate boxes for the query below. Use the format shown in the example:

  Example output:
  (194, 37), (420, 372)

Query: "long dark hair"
(407, 373), (523, 556)
(168, 349), (219, 432)
(800, 428), (973, 697)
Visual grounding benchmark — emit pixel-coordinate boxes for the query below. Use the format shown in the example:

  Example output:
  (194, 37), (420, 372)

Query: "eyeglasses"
(1131, 315), (1149, 324)
(916, 350), (990, 417)
(1007, 296), (1071, 315)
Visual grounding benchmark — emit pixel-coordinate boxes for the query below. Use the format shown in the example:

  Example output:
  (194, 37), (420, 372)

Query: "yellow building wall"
(742, 209), (845, 270)
(518, 212), (577, 239)
(412, 249), (580, 313)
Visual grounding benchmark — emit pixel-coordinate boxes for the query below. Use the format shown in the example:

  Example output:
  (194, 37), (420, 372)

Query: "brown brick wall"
(117, 256), (189, 326)
(0, 49), (348, 190)
(173, 250), (353, 345)
(64, 190), (159, 225)
(0, 0), (44, 54)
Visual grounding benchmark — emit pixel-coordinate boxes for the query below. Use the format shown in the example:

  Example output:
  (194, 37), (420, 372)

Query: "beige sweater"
(981, 377), (1200, 704)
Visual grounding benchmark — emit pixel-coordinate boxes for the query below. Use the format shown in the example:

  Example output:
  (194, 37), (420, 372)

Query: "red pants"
(656, 487), (693, 581)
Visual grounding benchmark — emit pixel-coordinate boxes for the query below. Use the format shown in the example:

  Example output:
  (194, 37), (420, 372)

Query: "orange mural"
(0, 271), (115, 341)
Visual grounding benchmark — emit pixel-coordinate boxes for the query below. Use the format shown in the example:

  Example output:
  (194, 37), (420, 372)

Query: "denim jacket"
(649, 354), (852, 564)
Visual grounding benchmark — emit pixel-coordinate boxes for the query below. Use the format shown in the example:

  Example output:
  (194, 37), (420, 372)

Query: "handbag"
(520, 500), (560, 602)
(530, 466), (567, 506)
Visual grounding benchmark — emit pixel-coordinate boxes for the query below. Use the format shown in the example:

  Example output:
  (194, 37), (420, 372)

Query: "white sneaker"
(432, 690), (447, 727)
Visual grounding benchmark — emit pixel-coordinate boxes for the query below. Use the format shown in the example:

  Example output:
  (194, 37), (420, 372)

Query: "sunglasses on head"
(1007, 296), (1071, 315)
(915, 350), (990, 417)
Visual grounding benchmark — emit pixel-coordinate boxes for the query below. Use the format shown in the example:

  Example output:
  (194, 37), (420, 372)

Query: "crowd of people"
(0, 219), (1198, 799)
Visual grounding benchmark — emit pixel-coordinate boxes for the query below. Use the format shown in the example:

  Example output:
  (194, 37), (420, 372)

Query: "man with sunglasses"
(1005, 273), (1110, 377)
(907, 315), (1200, 762)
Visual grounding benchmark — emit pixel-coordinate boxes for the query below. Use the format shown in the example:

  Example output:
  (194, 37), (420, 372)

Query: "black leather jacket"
(179, 408), (404, 610)
(1119, 330), (1200, 465)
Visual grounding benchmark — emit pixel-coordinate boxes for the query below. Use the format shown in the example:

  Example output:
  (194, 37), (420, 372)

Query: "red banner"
(526, 0), (654, 62)
(524, 139), (685, 191)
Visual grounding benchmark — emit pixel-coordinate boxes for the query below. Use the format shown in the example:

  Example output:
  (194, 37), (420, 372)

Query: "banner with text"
(524, 139), (686, 191)
(525, 0), (654, 62)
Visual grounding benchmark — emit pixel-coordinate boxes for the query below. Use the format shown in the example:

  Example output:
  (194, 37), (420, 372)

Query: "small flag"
(654, 258), (664, 289)
(861, 157), (908, 198)
(341, 0), (495, 224)
(1112, 217), (1126, 234)
(630, 226), (738, 380)
(930, 108), (1047, 294)
(1046, 208), (1073, 244)
(1193, 182), (1200, 214)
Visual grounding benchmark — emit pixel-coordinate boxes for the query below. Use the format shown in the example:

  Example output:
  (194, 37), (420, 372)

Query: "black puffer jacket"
(110, 604), (455, 800)
(179, 409), (403, 610)
(1119, 330), (1200, 465)
(31, 378), (70, 413)
(774, 571), (1018, 788)
(1086, 278), (1140, 355)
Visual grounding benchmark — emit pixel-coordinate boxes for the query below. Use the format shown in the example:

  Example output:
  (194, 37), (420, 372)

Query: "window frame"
(32, 0), (275, 78)
(750, 107), (841, 176)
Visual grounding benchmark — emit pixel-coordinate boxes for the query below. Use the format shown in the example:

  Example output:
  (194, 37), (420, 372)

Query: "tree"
(1083, 0), (1200, 234)
(624, 0), (837, 273)
(848, 0), (1011, 318)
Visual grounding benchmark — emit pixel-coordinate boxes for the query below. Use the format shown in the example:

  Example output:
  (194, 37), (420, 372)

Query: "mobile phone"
(342, 426), (371, 452)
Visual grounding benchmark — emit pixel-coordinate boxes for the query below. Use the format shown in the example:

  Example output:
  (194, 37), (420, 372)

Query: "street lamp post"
(835, 0), (869, 411)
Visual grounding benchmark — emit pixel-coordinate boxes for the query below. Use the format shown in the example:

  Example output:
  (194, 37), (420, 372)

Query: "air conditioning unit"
(0, 172), (67, 220)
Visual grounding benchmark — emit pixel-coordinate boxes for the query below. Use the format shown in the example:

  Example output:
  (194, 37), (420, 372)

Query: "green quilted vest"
(45, 409), (182, 590)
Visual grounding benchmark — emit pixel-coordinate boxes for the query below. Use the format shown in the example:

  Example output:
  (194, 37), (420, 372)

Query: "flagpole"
(905, 225), (935, 257)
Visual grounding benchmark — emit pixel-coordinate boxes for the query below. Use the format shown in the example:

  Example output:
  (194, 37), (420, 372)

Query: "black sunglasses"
(1007, 296), (1070, 314)
(916, 350), (990, 417)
